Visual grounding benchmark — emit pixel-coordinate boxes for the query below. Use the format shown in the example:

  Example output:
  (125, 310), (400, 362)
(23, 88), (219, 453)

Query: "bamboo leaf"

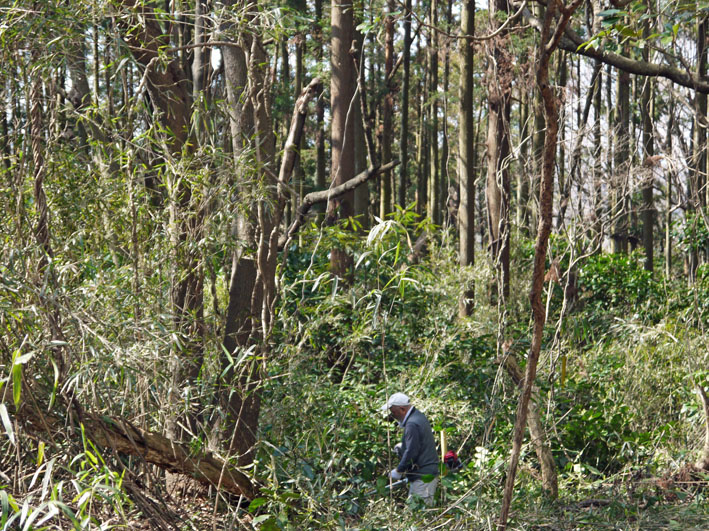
(0, 404), (15, 446)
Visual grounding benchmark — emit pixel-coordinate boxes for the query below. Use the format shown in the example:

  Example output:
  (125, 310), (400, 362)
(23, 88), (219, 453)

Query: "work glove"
(389, 468), (403, 481)
(394, 443), (403, 457)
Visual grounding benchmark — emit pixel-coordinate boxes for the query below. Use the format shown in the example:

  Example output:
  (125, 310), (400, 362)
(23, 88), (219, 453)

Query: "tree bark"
(665, 103), (675, 277)
(328, 0), (356, 277)
(458, 0), (475, 317)
(314, 0), (327, 214)
(398, 0), (413, 209)
(29, 53), (69, 381)
(118, 0), (205, 451)
(517, 87), (530, 230)
(416, 69), (428, 217)
(611, 66), (630, 254)
(428, 0), (440, 224)
(498, 0), (580, 527)
(381, 0), (396, 219)
(557, 53), (568, 229)
(485, 0), (511, 302)
(14, 399), (257, 499)
(641, 69), (655, 271)
(499, 354), (557, 497)
(354, 27), (370, 228)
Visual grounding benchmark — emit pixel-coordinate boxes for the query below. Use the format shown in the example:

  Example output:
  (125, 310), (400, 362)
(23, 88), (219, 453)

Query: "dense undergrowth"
(2, 212), (709, 529)
(253, 216), (709, 529)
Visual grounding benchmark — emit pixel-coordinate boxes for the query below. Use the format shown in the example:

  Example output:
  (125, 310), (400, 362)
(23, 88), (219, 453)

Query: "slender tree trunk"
(500, 353), (557, 498)
(688, 17), (708, 278)
(192, 0), (207, 137)
(315, 0), (326, 208)
(440, 0), (452, 226)
(354, 27), (370, 230)
(380, 0), (396, 219)
(641, 71), (655, 271)
(328, 0), (356, 277)
(499, 0), (580, 525)
(485, 0), (511, 302)
(458, 0), (475, 317)
(417, 69), (428, 216)
(592, 59), (603, 245)
(611, 67), (630, 254)
(557, 53), (568, 228)
(398, 0), (413, 209)
(517, 87), (530, 229)
(665, 104), (675, 277)
(428, 0), (440, 224)
(119, 1), (204, 452)
(293, 31), (305, 227)
(219, 1), (265, 464)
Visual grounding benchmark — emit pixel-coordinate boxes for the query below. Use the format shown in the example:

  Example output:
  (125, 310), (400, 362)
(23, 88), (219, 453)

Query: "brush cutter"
(364, 477), (408, 496)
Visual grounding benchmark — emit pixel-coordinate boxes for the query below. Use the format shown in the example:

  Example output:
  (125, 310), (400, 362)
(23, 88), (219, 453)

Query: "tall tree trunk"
(398, 0), (413, 209)
(517, 87), (530, 229)
(485, 0), (511, 302)
(294, 30), (305, 226)
(592, 59), (603, 246)
(192, 0), (207, 137)
(611, 67), (630, 254)
(499, 353), (557, 498)
(557, 53), (568, 228)
(314, 0), (326, 210)
(665, 103), (675, 277)
(440, 0), (452, 226)
(641, 71), (655, 271)
(218, 1), (267, 464)
(354, 23), (370, 231)
(428, 0), (440, 224)
(328, 0), (356, 277)
(689, 16), (708, 278)
(417, 68), (428, 216)
(458, 0), (475, 317)
(380, 0), (395, 219)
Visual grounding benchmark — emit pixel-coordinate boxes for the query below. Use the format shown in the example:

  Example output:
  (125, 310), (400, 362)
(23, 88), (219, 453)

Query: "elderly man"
(382, 392), (439, 506)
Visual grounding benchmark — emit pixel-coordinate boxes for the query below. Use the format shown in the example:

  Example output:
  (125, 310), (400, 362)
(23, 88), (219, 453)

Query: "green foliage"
(673, 212), (709, 254)
(580, 0), (703, 51)
(578, 252), (657, 311)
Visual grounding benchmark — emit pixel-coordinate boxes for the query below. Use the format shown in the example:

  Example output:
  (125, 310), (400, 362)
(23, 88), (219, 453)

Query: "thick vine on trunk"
(498, 0), (582, 527)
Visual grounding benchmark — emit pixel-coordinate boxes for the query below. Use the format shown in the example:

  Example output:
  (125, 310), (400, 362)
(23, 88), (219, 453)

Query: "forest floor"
(119, 464), (708, 530)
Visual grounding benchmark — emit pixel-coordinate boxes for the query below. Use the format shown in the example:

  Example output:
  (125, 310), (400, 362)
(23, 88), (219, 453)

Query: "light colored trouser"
(408, 477), (438, 506)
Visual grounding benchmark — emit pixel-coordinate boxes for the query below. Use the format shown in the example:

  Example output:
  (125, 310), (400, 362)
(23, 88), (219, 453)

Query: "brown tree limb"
(523, 7), (709, 93)
(279, 160), (400, 248)
(15, 400), (258, 499)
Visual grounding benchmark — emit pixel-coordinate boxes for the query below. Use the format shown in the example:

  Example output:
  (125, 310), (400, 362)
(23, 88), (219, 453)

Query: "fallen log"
(15, 399), (258, 500)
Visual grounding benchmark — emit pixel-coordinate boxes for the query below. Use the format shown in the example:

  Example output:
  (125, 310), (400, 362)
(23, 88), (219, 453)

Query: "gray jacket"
(396, 408), (439, 480)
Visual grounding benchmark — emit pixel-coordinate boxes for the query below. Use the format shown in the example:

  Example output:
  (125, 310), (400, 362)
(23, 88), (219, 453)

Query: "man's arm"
(396, 424), (421, 472)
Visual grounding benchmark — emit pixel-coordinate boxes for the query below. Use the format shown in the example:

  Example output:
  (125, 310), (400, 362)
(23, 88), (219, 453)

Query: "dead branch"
(14, 400), (258, 499)
(279, 160), (400, 248)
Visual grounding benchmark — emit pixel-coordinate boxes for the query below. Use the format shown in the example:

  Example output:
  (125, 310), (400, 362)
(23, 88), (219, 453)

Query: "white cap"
(381, 392), (411, 412)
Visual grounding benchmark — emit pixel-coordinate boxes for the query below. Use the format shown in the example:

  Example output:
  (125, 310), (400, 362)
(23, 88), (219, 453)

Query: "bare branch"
(279, 160), (400, 248)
